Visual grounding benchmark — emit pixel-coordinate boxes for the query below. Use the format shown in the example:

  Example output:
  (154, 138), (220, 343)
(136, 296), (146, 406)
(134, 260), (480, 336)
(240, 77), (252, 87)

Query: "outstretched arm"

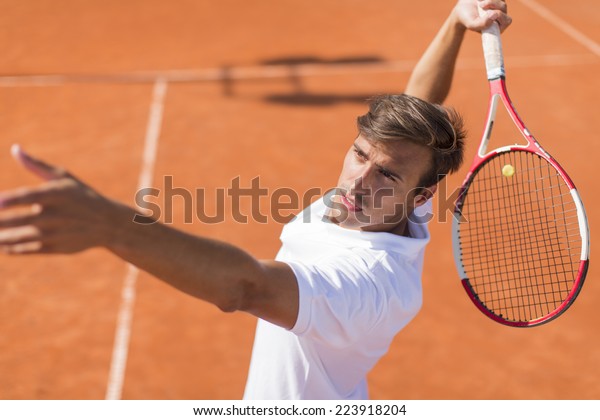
(0, 145), (299, 329)
(405, 0), (511, 104)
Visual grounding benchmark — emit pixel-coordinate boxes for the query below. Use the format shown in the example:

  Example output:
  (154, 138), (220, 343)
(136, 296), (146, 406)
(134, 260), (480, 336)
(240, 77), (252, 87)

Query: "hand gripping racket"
(451, 15), (590, 327)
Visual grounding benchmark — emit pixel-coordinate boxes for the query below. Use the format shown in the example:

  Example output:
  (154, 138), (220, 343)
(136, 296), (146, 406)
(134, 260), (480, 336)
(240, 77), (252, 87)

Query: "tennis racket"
(451, 14), (590, 327)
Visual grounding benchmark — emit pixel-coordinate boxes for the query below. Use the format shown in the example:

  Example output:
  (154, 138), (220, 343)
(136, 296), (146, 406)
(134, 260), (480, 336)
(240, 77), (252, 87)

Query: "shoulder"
(288, 250), (422, 342)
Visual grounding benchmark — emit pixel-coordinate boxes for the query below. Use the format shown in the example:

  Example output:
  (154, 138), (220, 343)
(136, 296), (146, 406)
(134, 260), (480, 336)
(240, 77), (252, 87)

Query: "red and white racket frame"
(451, 19), (590, 327)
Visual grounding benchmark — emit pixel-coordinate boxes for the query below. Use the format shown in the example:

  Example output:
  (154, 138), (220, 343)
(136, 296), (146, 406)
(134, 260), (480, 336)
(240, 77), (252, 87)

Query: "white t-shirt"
(243, 195), (431, 400)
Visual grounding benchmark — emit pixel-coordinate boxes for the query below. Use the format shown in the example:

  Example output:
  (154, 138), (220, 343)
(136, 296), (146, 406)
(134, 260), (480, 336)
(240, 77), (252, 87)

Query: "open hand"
(0, 145), (113, 254)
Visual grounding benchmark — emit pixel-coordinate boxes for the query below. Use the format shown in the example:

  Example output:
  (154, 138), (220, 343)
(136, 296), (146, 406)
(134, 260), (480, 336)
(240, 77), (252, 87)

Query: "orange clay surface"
(0, 0), (599, 399)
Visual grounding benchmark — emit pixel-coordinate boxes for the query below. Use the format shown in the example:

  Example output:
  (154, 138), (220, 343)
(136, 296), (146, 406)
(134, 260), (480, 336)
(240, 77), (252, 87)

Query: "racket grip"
(478, 7), (505, 80)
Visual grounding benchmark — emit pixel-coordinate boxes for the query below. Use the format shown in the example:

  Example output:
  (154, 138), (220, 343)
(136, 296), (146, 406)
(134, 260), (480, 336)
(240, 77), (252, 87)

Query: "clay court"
(0, 0), (598, 399)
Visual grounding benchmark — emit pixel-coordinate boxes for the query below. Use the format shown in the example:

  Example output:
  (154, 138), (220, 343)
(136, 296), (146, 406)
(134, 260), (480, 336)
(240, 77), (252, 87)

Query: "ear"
(413, 184), (437, 208)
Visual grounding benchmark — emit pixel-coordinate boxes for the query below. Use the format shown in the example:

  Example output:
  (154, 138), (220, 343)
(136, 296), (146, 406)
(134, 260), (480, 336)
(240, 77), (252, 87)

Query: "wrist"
(449, 6), (468, 34)
(103, 198), (164, 258)
(99, 198), (139, 252)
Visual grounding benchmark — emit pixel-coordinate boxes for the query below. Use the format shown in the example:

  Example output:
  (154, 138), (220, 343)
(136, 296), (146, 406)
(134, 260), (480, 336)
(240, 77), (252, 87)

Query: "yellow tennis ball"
(502, 164), (515, 177)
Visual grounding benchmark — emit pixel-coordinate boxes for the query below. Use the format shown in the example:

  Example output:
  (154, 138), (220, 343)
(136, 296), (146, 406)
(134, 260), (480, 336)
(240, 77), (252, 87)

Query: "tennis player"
(0, 0), (510, 399)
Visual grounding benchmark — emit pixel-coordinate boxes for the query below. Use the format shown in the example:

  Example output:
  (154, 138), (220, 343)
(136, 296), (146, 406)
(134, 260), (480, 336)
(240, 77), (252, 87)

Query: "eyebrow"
(353, 142), (403, 181)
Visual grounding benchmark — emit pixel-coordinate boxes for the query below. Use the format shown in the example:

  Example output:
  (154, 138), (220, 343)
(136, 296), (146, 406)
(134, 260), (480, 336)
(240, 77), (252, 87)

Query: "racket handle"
(478, 7), (505, 80)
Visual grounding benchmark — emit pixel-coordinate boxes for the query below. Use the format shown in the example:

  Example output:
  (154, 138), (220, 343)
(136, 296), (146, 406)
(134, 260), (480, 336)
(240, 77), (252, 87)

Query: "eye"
(380, 169), (396, 181)
(353, 148), (367, 161)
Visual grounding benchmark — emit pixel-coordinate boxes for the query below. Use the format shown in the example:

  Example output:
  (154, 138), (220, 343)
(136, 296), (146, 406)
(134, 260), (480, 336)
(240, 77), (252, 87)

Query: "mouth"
(341, 195), (363, 212)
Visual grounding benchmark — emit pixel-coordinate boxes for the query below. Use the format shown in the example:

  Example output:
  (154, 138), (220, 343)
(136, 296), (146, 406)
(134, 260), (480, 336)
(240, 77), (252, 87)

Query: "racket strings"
(459, 212), (580, 248)
(540, 157), (573, 308)
(498, 153), (568, 320)
(460, 221), (581, 260)
(483, 153), (573, 319)
(457, 151), (582, 323)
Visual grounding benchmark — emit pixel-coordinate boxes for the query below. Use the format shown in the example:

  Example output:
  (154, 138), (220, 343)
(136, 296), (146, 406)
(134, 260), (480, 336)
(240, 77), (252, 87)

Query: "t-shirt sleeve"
(285, 253), (422, 348)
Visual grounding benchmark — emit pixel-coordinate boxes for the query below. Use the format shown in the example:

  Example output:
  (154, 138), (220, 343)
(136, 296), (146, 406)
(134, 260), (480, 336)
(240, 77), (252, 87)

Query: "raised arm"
(405, 0), (511, 104)
(0, 146), (299, 329)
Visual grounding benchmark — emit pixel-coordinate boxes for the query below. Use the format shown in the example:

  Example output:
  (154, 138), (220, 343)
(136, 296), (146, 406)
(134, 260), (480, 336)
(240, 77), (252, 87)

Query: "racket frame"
(451, 20), (590, 327)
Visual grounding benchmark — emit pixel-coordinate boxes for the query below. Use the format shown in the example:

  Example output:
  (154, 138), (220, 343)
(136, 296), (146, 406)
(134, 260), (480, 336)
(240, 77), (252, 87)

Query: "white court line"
(105, 78), (168, 400)
(0, 54), (596, 87)
(518, 0), (600, 57)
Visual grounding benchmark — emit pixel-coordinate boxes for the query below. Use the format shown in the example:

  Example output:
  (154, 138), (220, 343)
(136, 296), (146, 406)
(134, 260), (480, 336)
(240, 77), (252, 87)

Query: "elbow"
(215, 299), (238, 314)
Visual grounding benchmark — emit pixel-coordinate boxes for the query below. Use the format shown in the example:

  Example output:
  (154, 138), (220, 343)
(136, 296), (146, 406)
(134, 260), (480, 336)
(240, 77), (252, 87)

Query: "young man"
(0, 0), (510, 399)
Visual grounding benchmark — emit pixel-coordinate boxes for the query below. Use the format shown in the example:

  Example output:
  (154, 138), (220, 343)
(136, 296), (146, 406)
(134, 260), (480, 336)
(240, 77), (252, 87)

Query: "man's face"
(329, 134), (435, 235)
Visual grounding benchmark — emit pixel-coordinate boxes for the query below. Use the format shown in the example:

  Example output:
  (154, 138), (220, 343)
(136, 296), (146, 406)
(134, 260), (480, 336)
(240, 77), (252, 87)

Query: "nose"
(349, 165), (376, 196)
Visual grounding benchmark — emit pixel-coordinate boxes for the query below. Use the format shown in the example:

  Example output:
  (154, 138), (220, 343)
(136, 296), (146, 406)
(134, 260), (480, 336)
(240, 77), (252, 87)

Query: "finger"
(0, 225), (42, 246)
(0, 188), (46, 209)
(0, 205), (44, 228)
(481, 9), (512, 32)
(495, 12), (513, 32)
(0, 177), (79, 209)
(2, 230), (88, 255)
(11, 144), (69, 181)
(478, 0), (511, 32)
(1, 241), (43, 255)
(477, 9), (509, 31)
(479, 0), (508, 14)
(468, 14), (494, 31)
(0, 184), (58, 209)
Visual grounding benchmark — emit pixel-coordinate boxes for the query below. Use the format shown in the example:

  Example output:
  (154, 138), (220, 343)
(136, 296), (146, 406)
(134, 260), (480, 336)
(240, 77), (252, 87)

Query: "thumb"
(469, 12), (496, 32)
(11, 144), (67, 181)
